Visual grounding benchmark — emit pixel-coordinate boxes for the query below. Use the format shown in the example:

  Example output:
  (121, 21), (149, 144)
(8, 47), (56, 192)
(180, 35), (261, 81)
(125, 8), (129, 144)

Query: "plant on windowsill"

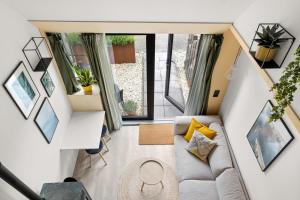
(73, 65), (96, 95)
(106, 35), (136, 64)
(254, 24), (288, 62)
(122, 100), (138, 116)
(269, 47), (300, 122)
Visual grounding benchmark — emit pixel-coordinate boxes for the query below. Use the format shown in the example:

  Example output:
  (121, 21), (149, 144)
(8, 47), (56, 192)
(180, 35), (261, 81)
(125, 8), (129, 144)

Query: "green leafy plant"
(107, 35), (135, 46)
(254, 24), (287, 48)
(66, 33), (82, 46)
(72, 66), (96, 87)
(122, 100), (138, 113)
(270, 48), (300, 122)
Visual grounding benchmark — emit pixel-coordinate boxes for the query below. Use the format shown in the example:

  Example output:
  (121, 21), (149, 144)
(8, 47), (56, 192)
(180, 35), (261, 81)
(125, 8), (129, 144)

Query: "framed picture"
(3, 61), (40, 119)
(41, 70), (55, 97)
(247, 100), (294, 171)
(34, 98), (59, 144)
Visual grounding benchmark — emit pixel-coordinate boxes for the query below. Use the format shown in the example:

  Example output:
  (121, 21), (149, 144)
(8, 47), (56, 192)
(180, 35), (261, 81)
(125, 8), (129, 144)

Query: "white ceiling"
(1, 0), (255, 22)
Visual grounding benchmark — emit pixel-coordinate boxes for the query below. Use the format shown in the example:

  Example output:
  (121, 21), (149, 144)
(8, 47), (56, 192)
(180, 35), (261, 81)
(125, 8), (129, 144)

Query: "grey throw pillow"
(186, 130), (217, 162)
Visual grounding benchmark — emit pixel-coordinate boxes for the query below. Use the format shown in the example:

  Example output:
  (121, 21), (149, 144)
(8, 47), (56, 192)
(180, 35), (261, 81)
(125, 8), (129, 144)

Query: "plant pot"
(112, 43), (136, 64)
(255, 45), (278, 62)
(83, 85), (92, 95)
(126, 111), (137, 116)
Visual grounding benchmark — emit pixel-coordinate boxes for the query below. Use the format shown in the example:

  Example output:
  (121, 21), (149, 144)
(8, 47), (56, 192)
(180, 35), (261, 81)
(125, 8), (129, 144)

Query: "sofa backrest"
(174, 115), (222, 135)
(216, 168), (246, 200)
(208, 122), (233, 177)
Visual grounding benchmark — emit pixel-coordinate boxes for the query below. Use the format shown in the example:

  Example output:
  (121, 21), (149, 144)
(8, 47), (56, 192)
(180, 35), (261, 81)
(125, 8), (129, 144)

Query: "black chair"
(114, 84), (124, 104)
(101, 124), (111, 144)
(85, 141), (107, 168)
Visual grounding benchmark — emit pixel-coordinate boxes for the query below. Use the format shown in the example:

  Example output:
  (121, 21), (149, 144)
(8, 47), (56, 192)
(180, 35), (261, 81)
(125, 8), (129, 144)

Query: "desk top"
(61, 111), (105, 150)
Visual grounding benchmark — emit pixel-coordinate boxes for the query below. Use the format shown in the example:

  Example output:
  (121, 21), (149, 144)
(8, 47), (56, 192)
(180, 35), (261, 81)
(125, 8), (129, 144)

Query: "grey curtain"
(81, 33), (122, 131)
(184, 34), (223, 115)
(47, 33), (80, 94)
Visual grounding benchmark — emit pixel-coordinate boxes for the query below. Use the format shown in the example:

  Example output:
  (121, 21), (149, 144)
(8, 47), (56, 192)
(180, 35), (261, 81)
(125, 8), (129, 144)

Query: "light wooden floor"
(73, 126), (176, 200)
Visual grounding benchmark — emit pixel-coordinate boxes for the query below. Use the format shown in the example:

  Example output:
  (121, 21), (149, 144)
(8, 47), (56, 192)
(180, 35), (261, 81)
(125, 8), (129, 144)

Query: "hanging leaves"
(270, 47), (300, 122)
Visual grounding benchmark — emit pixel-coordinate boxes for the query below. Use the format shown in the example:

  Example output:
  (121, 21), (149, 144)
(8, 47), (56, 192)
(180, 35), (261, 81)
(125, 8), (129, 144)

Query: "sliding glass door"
(165, 34), (200, 112)
(106, 34), (155, 120)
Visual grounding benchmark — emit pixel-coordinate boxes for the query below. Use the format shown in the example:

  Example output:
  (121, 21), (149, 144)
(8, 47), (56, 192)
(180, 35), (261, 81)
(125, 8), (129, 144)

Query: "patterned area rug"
(117, 157), (179, 200)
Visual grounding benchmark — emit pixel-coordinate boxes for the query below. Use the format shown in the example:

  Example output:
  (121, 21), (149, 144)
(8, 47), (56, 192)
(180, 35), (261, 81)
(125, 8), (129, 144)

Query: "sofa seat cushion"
(175, 135), (215, 182)
(179, 180), (219, 200)
(216, 168), (246, 200)
(208, 122), (233, 178)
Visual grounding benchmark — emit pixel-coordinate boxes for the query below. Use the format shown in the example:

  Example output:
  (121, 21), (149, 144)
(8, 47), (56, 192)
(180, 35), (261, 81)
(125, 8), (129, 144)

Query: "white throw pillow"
(185, 130), (217, 162)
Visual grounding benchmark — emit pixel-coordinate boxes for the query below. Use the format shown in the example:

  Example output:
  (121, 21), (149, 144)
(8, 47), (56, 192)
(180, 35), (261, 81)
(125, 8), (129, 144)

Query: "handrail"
(0, 162), (44, 200)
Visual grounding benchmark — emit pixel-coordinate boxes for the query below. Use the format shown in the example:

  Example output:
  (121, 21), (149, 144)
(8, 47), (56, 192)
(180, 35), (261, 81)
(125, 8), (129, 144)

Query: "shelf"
(72, 84), (100, 96)
(34, 57), (53, 72)
(250, 52), (280, 69)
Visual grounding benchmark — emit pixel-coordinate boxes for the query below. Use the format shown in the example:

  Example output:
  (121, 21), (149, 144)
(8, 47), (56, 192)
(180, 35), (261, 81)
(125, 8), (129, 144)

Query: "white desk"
(61, 111), (105, 150)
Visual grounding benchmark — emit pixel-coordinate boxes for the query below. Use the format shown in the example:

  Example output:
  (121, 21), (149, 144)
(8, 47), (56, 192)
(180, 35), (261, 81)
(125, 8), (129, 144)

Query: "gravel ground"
(111, 53), (145, 116)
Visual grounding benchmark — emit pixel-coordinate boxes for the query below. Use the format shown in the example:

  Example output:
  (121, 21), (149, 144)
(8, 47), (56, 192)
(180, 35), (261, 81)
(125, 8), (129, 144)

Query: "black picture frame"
(247, 100), (294, 171)
(41, 70), (55, 97)
(34, 98), (59, 144)
(3, 61), (40, 119)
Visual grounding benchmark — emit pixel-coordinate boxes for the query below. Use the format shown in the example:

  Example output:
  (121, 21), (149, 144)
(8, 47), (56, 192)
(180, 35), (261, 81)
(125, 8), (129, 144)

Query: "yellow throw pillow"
(198, 126), (217, 139)
(184, 118), (204, 141)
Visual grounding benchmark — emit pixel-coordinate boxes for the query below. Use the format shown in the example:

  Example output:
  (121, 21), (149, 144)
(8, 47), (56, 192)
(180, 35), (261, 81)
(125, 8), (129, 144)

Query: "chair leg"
(89, 155), (92, 168)
(99, 153), (107, 166)
(101, 138), (109, 153)
(105, 133), (112, 142)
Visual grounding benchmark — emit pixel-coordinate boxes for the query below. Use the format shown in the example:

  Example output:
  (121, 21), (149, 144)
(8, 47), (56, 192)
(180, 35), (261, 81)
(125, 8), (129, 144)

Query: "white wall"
(0, 2), (77, 199)
(234, 0), (300, 114)
(220, 0), (300, 196)
(0, 0), (255, 22)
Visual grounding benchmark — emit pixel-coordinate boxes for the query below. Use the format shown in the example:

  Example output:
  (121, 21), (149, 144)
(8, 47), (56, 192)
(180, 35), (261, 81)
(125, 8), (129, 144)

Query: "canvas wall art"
(247, 100), (294, 171)
(3, 61), (40, 119)
(41, 70), (55, 97)
(34, 98), (59, 143)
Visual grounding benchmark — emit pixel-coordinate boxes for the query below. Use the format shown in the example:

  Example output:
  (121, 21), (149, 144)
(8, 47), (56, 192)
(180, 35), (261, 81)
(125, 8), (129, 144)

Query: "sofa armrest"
(174, 115), (222, 135)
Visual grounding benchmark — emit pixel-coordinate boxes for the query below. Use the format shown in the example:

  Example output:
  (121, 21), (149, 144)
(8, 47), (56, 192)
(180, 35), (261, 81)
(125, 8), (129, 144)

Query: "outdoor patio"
(110, 34), (192, 119)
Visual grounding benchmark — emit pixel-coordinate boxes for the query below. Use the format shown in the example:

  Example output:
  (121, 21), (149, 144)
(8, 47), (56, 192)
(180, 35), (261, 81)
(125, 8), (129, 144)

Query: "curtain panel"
(184, 34), (223, 116)
(81, 33), (122, 131)
(47, 33), (80, 95)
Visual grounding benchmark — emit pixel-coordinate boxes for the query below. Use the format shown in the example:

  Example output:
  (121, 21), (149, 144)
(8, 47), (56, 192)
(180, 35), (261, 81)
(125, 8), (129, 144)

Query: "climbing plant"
(270, 47), (300, 122)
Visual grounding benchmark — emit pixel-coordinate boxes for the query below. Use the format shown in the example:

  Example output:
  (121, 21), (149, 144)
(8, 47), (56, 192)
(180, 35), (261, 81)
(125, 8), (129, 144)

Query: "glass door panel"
(165, 34), (200, 111)
(106, 34), (155, 120)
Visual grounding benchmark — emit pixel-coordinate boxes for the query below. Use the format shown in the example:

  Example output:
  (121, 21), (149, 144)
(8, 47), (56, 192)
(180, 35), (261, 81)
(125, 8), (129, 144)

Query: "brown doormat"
(139, 124), (174, 145)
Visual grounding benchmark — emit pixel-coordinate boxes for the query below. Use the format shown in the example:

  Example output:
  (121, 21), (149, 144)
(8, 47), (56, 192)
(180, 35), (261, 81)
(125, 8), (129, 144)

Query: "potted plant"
(106, 35), (135, 64)
(269, 47), (300, 122)
(122, 100), (138, 116)
(254, 24), (287, 62)
(73, 66), (96, 94)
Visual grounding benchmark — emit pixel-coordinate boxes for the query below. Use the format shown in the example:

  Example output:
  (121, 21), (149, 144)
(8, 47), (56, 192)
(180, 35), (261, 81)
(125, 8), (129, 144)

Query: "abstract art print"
(34, 98), (59, 143)
(3, 61), (40, 119)
(41, 70), (55, 97)
(247, 101), (294, 171)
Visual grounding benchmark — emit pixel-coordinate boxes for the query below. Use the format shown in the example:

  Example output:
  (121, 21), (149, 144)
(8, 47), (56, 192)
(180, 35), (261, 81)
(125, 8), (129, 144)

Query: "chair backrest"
(114, 84), (124, 103)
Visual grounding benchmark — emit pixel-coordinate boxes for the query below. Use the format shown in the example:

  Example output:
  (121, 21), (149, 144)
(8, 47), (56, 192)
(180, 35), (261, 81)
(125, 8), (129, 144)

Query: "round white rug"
(117, 157), (179, 200)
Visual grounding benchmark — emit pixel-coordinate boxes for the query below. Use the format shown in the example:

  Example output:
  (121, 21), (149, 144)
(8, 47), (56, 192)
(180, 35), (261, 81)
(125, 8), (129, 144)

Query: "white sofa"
(174, 115), (249, 200)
